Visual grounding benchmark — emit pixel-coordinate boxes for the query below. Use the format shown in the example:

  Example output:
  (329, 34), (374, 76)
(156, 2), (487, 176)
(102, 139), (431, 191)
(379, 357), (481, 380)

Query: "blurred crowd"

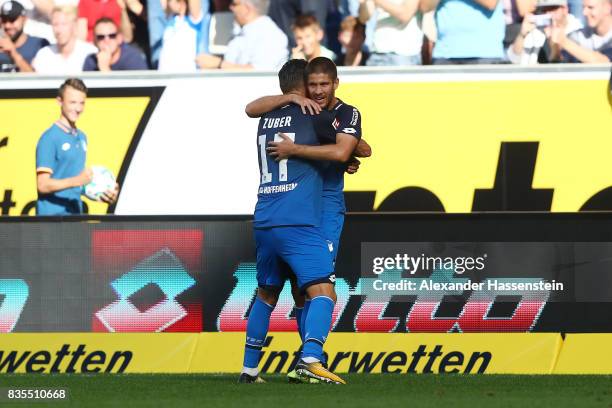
(0, 0), (610, 73)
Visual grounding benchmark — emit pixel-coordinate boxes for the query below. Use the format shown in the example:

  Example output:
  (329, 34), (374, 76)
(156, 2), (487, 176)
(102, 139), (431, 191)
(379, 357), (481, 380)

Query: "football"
(83, 166), (116, 201)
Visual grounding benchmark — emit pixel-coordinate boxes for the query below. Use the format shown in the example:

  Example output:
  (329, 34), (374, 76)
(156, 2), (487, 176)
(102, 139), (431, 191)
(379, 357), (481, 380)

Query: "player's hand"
(267, 133), (295, 161)
(290, 94), (321, 115)
(346, 158), (361, 174)
(100, 183), (120, 204)
(78, 168), (94, 186)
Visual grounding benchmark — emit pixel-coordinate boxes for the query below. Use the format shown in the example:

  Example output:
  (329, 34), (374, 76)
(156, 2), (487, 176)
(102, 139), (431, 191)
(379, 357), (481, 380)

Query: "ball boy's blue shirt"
(36, 123), (87, 215)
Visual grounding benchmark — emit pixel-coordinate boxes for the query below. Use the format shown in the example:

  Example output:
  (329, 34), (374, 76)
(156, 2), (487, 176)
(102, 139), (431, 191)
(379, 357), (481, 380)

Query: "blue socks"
(295, 306), (304, 341)
(298, 300), (311, 342)
(301, 296), (334, 361)
(243, 295), (335, 370)
(243, 297), (274, 370)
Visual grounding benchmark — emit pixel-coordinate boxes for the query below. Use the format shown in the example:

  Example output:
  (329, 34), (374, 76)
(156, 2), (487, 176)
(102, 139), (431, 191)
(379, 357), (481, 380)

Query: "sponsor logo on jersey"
(350, 108), (359, 126)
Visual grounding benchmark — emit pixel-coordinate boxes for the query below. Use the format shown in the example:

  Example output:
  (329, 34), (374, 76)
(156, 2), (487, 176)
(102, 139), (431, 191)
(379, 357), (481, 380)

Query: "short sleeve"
(31, 46), (47, 72)
(36, 133), (56, 173)
(121, 45), (148, 70)
(335, 105), (362, 139)
(82, 54), (97, 71)
(223, 37), (242, 64)
(250, 29), (288, 70)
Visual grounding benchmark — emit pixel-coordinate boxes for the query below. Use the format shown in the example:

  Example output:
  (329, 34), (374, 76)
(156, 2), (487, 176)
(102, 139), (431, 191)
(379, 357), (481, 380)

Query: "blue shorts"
(255, 226), (334, 292)
(320, 210), (344, 263)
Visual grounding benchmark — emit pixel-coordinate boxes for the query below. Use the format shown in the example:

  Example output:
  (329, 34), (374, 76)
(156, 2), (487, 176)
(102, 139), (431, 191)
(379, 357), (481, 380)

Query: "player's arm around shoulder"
(245, 94), (320, 118)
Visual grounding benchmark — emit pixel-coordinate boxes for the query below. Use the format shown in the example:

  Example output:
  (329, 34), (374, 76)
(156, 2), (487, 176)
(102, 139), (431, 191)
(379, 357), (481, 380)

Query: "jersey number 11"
(258, 132), (296, 184)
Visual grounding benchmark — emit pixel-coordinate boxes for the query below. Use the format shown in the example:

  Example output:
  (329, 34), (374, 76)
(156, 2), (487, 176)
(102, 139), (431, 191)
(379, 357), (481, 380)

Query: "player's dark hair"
(58, 78), (88, 98)
(305, 57), (337, 81)
(278, 59), (308, 94)
(94, 16), (117, 29)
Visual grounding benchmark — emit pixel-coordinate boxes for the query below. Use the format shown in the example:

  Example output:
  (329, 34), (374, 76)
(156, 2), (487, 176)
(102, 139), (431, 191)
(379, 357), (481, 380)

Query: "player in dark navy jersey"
(240, 59), (346, 385)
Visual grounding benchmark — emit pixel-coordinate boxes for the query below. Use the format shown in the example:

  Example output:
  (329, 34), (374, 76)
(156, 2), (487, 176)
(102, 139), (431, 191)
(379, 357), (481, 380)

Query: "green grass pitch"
(0, 374), (611, 407)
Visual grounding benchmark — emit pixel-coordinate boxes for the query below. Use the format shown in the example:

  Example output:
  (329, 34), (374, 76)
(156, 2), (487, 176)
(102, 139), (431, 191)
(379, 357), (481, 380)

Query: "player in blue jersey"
(240, 59), (346, 385)
(247, 57), (370, 265)
(270, 57), (369, 265)
(246, 57), (370, 383)
(36, 78), (118, 215)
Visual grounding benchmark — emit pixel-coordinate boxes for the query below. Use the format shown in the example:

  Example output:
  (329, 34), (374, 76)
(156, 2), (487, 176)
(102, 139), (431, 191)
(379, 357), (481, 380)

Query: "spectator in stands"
(508, 0), (582, 64)
(157, 0), (205, 71)
(336, 15), (369, 65)
(0, 0), (57, 44)
(421, 0), (507, 64)
(83, 17), (147, 70)
(212, 0), (231, 10)
(358, 0), (423, 65)
(149, 0), (210, 69)
(146, 0), (167, 68)
(196, 0), (287, 70)
(552, 0), (611, 61)
(122, 0), (149, 65)
(0, 0), (48, 71)
(268, 0), (330, 47)
(291, 13), (336, 61)
(32, 6), (97, 73)
(503, 0), (538, 52)
(77, 0), (133, 43)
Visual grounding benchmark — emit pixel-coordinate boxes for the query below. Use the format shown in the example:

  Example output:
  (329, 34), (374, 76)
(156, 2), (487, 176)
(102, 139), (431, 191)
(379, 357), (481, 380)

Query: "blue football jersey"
(254, 104), (326, 228)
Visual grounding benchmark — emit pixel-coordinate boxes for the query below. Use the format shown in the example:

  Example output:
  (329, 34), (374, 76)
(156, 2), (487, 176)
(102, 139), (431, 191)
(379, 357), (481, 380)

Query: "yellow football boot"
(295, 361), (346, 384)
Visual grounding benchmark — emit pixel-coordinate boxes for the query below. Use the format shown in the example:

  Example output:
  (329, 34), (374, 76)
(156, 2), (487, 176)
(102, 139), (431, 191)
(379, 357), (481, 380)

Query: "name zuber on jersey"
(262, 115), (292, 129)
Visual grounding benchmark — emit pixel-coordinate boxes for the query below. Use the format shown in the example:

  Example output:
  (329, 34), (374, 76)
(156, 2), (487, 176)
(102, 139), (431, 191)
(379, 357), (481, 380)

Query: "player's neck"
(326, 97), (338, 110)
(57, 116), (77, 133)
